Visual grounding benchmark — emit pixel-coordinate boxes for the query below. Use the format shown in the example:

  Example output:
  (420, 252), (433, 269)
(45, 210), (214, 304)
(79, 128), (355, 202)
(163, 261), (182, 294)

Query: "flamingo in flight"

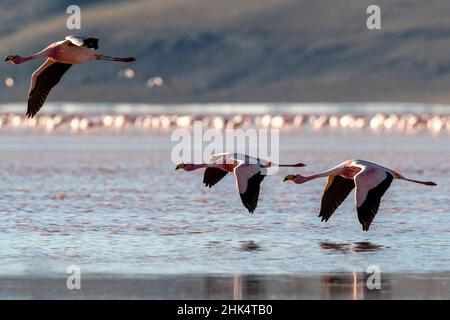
(284, 159), (436, 231)
(4, 36), (136, 118)
(176, 153), (305, 213)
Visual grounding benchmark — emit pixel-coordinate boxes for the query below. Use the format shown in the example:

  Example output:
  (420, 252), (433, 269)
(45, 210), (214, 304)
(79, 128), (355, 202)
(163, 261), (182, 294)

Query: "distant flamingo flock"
(0, 112), (448, 135)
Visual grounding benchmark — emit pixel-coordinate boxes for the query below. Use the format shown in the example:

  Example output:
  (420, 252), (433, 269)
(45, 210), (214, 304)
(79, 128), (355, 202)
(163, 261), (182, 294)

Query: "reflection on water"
(320, 241), (383, 253)
(320, 242), (351, 253)
(353, 242), (383, 252)
(2, 273), (445, 299)
(321, 272), (389, 300)
(240, 241), (262, 252)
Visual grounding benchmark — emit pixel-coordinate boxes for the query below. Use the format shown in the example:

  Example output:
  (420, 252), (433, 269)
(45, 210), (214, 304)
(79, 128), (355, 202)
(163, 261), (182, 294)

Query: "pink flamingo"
(4, 36), (136, 117)
(284, 159), (437, 231)
(176, 153), (305, 213)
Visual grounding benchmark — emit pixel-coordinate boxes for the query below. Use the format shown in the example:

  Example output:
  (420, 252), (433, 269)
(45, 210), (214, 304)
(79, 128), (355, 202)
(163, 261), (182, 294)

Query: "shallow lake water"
(0, 129), (448, 277)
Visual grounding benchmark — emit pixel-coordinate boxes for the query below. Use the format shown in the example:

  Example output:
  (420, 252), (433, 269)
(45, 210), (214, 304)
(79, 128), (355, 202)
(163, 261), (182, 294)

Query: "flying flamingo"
(4, 36), (136, 118)
(176, 153), (305, 213)
(284, 159), (436, 231)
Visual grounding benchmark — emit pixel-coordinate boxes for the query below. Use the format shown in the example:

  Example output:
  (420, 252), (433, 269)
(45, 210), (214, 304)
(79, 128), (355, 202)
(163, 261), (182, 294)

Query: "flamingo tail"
(98, 55), (136, 62)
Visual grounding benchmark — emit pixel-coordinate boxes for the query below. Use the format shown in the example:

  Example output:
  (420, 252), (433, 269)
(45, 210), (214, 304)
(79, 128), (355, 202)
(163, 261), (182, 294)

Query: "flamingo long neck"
(188, 163), (209, 171)
(263, 161), (304, 168)
(304, 167), (344, 182)
(15, 53), (47, 64)
(397, 175), (437, 186)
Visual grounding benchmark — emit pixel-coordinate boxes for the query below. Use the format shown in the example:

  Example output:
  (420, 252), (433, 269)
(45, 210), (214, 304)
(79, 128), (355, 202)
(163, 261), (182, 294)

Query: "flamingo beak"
(283, 175), (294, 182)
(175, 163), (184, 170)
(4, 55), (15, 62)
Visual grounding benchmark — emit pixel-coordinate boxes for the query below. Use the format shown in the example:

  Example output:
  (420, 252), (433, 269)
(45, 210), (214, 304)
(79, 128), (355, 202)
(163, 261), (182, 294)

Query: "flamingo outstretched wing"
(27, 59), (72, 118)
(203, 167), (229, 188)
(234, 163), (265, 213)
(355, 168), (393, 231)
(319, 175), (355, 222)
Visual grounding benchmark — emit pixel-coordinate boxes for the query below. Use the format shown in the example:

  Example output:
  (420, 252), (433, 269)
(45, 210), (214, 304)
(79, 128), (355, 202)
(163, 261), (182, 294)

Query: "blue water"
(0, 127), (448, 277)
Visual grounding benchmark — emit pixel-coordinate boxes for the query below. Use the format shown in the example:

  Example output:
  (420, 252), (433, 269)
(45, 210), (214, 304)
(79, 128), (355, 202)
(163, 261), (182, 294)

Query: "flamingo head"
(4, 55), (20, 64)
(283, 174), (308, 184)
(175, 163), (197, 171)
(175, 163), (186, 171)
